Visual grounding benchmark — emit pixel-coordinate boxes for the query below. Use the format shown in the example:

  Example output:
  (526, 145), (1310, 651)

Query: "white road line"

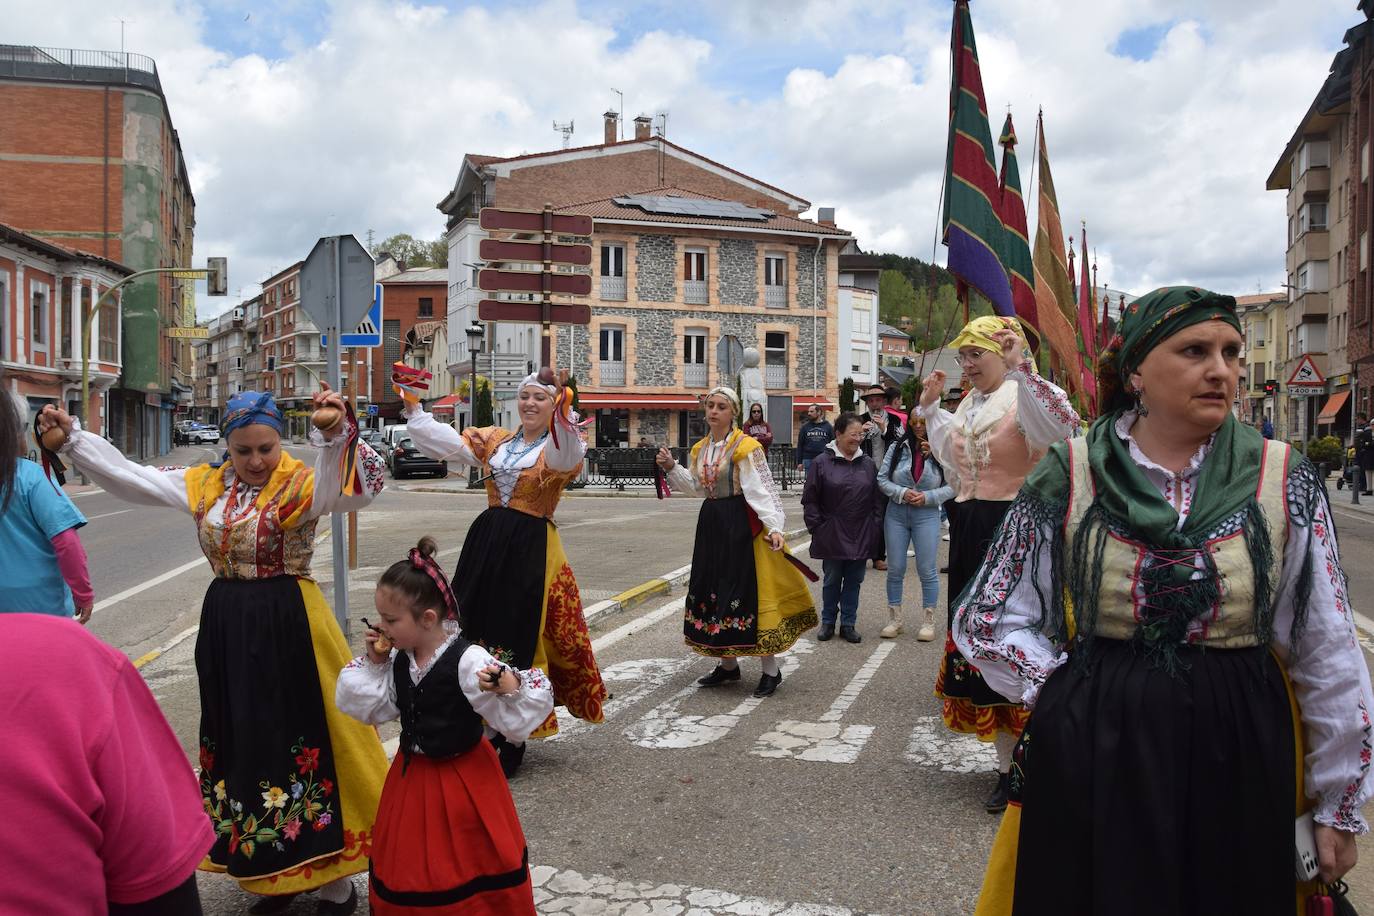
(85, 508), (134, 521)
(68, 488), (105, 498)
(591, 595), (682, 653)
(93, 556), (208, 616)
(819, 641), (895, 723)
(132, 624), (201, 669)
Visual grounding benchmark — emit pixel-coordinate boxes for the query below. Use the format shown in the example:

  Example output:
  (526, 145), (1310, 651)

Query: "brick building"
(0, 222), (128, 438)
(374, 267), (447, 422)
(192, 296), (261, 425)
(0, 46), (197, 458)
(438, 112), (849, 448)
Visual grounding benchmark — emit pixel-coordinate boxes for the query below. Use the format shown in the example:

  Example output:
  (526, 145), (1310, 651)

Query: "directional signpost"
(477, 205), (594, 365)
(300, 234), (375, 630)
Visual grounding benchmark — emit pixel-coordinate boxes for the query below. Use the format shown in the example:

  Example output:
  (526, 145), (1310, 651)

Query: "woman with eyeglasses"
(917, 316), (1079, 814)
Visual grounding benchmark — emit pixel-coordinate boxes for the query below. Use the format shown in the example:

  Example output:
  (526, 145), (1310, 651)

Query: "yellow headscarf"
(949, 315), (1025, 354)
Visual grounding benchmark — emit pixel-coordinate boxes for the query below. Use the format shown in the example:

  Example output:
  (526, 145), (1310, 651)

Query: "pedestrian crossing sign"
(322, 284), (383, 348)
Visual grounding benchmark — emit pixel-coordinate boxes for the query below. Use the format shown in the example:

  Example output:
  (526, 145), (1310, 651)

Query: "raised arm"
(1007, 361), (1081, 450)
(542, 407), (587, 473)
(461, 644), (555, 744)
(303, 422), (386, 521)
(401, 405), (479, 468)
(60, 422), (191, 513)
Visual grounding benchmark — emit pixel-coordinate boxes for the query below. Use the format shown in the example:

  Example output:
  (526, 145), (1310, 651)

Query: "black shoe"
(317, 883), (358, 915)
(697, 664), (741, 687)
(840, 625), (862, 644)
(753, 671), (782, 698)
(817, 623), (835, 641)
(249, 894), (298, 914)
(489, 734), (526, 778)
(983, 771), (1009, 814)
(939, 565), (950, 574)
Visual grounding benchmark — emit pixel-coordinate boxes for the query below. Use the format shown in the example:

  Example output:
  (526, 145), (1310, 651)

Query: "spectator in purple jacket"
(802, 412), (885, 644)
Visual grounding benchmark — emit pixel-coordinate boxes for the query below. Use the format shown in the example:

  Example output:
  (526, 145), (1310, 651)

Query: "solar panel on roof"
(612, 195), (772, 222)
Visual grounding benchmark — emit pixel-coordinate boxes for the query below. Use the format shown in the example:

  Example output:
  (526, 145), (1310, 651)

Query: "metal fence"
(577, 444), (802, 491)
(0, 45), (162, 93)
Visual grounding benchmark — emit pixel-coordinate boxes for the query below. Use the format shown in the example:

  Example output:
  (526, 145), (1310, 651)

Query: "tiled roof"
(877, 322), (908, 339)
(555, 187), (849, 237)
(384, 267), (448, 283)
(463, 137), (809, 208)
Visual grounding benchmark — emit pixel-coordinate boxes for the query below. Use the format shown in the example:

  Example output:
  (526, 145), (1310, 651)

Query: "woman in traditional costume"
(916, 316), (1079, 813)
(400, 369), (606, 771)
(956, 287), (1372, 915)
(654, 387), (817, 698)
(39, 389), (389, 915)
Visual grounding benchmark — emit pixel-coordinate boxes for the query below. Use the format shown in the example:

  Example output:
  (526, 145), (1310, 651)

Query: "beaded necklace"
(218, 478), (263, 562)
(700, 430), (735, 495)
(496, 430), (548, 470)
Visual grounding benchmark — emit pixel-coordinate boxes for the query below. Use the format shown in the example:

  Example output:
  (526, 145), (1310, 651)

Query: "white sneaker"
(880, 605), (903, 639)
(917, 607), (937, 642)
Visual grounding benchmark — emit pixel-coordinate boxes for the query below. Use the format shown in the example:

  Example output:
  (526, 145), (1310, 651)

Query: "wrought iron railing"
(577, 445), (801, 490)
(0, 45), (161, 93)
(600, 275), (627, 300)
(765, 285), (787, 308)
(600, 360), (625, 386)
(684, 363), (707, 388)
(765, 364), (787, 388)
(684, 279), (708, 304)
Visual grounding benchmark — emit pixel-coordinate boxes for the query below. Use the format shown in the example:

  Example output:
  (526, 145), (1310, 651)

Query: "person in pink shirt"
(0, 613), (213, 913)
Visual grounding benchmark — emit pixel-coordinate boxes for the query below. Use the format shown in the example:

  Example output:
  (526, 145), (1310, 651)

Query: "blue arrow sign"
(322, 283), (383, 348)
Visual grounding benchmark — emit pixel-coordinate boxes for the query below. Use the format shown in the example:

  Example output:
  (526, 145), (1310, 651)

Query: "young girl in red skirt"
(336, 537), (551, 914)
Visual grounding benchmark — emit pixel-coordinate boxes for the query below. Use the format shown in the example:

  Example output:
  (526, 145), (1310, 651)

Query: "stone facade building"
(438, 112), (850, 449)
(0, 46), (196, 458)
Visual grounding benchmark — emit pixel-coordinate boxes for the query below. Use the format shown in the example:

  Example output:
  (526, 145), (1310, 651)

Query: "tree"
(474, 382), (494, 426)
(878, 270), (918, 327)
(839, 377), (856, 413)
(371, 233), (449, 268)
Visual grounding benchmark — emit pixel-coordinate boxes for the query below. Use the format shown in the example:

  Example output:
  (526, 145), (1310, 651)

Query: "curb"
(400, 485), (803, 499)
(581, 527), (809, 629)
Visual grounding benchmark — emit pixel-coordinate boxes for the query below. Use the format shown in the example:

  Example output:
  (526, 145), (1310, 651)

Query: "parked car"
(188, 425), (221, 445)
(361, 428), (385, 450)
(390, 438), (447, 479)
(173, 419), (197, 446)
(381, 424), (409, 470)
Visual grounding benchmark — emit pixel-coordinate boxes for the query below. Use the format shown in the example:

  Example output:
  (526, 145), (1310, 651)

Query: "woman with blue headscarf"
(39, 387), (388, 915)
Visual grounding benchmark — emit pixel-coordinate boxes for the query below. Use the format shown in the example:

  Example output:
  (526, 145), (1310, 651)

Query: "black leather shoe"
(489, 734), (527, 778)
(697, 665), (741, 687)
(817, 623), (835, 641)
(983, 771), (1009, 814)
(840, 625), (862, 644)
(752, 671), (782, 698)
(317, 883), (358, 915)
(940, 565), (950, 574)
(249, 894), (298, 914)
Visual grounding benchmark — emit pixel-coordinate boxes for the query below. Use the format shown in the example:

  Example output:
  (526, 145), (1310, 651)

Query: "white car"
(189, 426), (221, 445)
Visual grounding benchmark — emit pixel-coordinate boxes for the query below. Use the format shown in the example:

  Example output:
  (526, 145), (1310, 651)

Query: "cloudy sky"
(12, 0), (1362, 316)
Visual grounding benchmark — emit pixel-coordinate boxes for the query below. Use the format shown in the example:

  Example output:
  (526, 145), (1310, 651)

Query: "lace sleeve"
(1008, 361), (1081, 450)
(953, 491), (1069, 706)
(741, 447), (786, 534)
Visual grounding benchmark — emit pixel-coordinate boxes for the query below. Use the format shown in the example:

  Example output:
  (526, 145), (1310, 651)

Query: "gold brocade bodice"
(463, 426), (578, 519)
(185, 459), (319, 579)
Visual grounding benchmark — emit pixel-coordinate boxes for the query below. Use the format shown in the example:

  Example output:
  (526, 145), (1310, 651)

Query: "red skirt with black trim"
(369, 740), (534, 915)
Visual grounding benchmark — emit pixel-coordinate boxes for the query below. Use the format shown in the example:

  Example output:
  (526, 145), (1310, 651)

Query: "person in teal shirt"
(0, 393), (90, 619)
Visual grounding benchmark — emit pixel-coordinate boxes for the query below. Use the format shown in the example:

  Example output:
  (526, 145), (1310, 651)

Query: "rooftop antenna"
(114, 18), (134, 53)
(553, 119), (575, 149)
(611, 88), (624, 140)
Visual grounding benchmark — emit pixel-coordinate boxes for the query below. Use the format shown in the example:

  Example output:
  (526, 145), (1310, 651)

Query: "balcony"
(684, 363), (708, 388)
(764, 285), (787, 309)
(1293, 290), (1330, 318)
(1287, 230), (1329, 272)
(600, 276), (627, 301)
(600, 360), (625, 386)
(1294, 166), (1330, 201)
(765, 364), (787, 388)
(684, 279), (708, 305)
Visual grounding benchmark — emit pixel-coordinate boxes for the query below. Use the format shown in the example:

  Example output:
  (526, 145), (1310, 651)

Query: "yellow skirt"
(690, 532), (818, 659)
(528, 524), (608, 739)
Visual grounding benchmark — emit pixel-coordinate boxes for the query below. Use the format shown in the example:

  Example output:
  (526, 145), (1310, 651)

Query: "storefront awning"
(429, 393), (465, 414)
(579, 394), (703, 408)
(791, 396), (836, 409)
(1317, 389), (1351, 423)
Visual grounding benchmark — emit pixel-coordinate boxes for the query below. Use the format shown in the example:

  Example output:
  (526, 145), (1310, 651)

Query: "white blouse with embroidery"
(917, 360), (1080, 495)
(335, 629), (554, 747)
(402, 406), (586, 508)
(60, 421), (385, 522)
(952, 413), (1374, 834)
(664, 435), (787, 536)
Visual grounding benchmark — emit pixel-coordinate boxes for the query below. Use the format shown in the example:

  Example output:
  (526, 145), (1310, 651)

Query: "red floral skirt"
(369, 741), (534, 915)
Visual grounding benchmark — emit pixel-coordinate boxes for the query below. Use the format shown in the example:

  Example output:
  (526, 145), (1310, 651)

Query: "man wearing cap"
(859, 384), (902, 570)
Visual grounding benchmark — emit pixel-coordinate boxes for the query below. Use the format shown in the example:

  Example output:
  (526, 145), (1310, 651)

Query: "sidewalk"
(397, 477), (806, 499)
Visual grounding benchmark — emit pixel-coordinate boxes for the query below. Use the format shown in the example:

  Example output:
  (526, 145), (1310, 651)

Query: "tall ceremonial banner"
(997, 113), (1040, 351)
(1029, 112), (1085, 399)
(942, 0), (1014, 315)
(1077, 224), (1099, 413)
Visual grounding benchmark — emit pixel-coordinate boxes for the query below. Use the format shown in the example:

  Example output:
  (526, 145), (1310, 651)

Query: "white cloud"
(7, 0), (1358, 313)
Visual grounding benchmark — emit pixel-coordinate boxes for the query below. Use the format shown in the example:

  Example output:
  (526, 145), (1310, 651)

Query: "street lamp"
(464, 320), (484, 487)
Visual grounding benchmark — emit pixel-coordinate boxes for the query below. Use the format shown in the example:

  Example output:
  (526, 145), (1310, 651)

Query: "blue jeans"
(821, 558), (867, 627)
(884, 503), (941, 607)
(802, 457), (815, 477)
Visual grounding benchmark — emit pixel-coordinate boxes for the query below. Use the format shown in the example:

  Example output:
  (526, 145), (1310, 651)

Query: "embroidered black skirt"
(1009, 640), (1295, 915)
(685, 494), (760, 652)
(451, 506), (547, 668)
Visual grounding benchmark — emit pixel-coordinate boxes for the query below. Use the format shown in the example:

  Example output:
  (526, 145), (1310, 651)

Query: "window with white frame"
(684, 248), (707, 281)
(764, 331), (787, 387)
(601, 244), (625, 278)
(31, 288), (47, 348)
(599, 325), (625, 385)
(1300, 140), (1331, 172)
(764, 253), (786, 307)
(1299, 201), (1328, 233)
(1297, 260), (1329, 293)
(852, 350), (871, 374)
(684, 328), (708, 387)
(854, 307), (872, 334)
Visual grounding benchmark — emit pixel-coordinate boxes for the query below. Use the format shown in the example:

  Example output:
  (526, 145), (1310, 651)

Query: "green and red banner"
(942, 0), (1014, 316)
(1029, 113), (1085, 401)
(997, 112), (1039, 349)
(1076, 225), (1098, 413)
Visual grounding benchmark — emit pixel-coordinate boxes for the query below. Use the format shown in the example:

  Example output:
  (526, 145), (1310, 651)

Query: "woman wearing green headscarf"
(954, 287), (1371, 915)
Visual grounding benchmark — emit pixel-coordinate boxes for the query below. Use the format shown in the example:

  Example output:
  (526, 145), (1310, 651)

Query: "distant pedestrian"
(337, 537), (551, 915)
(0, 391), (93, 622)
(0, 614), (214, 914)
(859, 385), (902, 572)
(40, 387), (388, 914)
(876, 409), (951, 641)
(656, 387), (817, 698)
(802, 412), (885, 644)
(1356, 414), (1374, 503)
(743, 403), (773, 452)
(1261, 415), (1274, 439)
(795, 404), (834, 477)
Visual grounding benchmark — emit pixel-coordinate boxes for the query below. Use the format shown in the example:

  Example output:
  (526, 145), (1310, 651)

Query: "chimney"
(603, 110), (619, 145)
(817, 207), (836, 227)
(634, 115), (652, 141)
